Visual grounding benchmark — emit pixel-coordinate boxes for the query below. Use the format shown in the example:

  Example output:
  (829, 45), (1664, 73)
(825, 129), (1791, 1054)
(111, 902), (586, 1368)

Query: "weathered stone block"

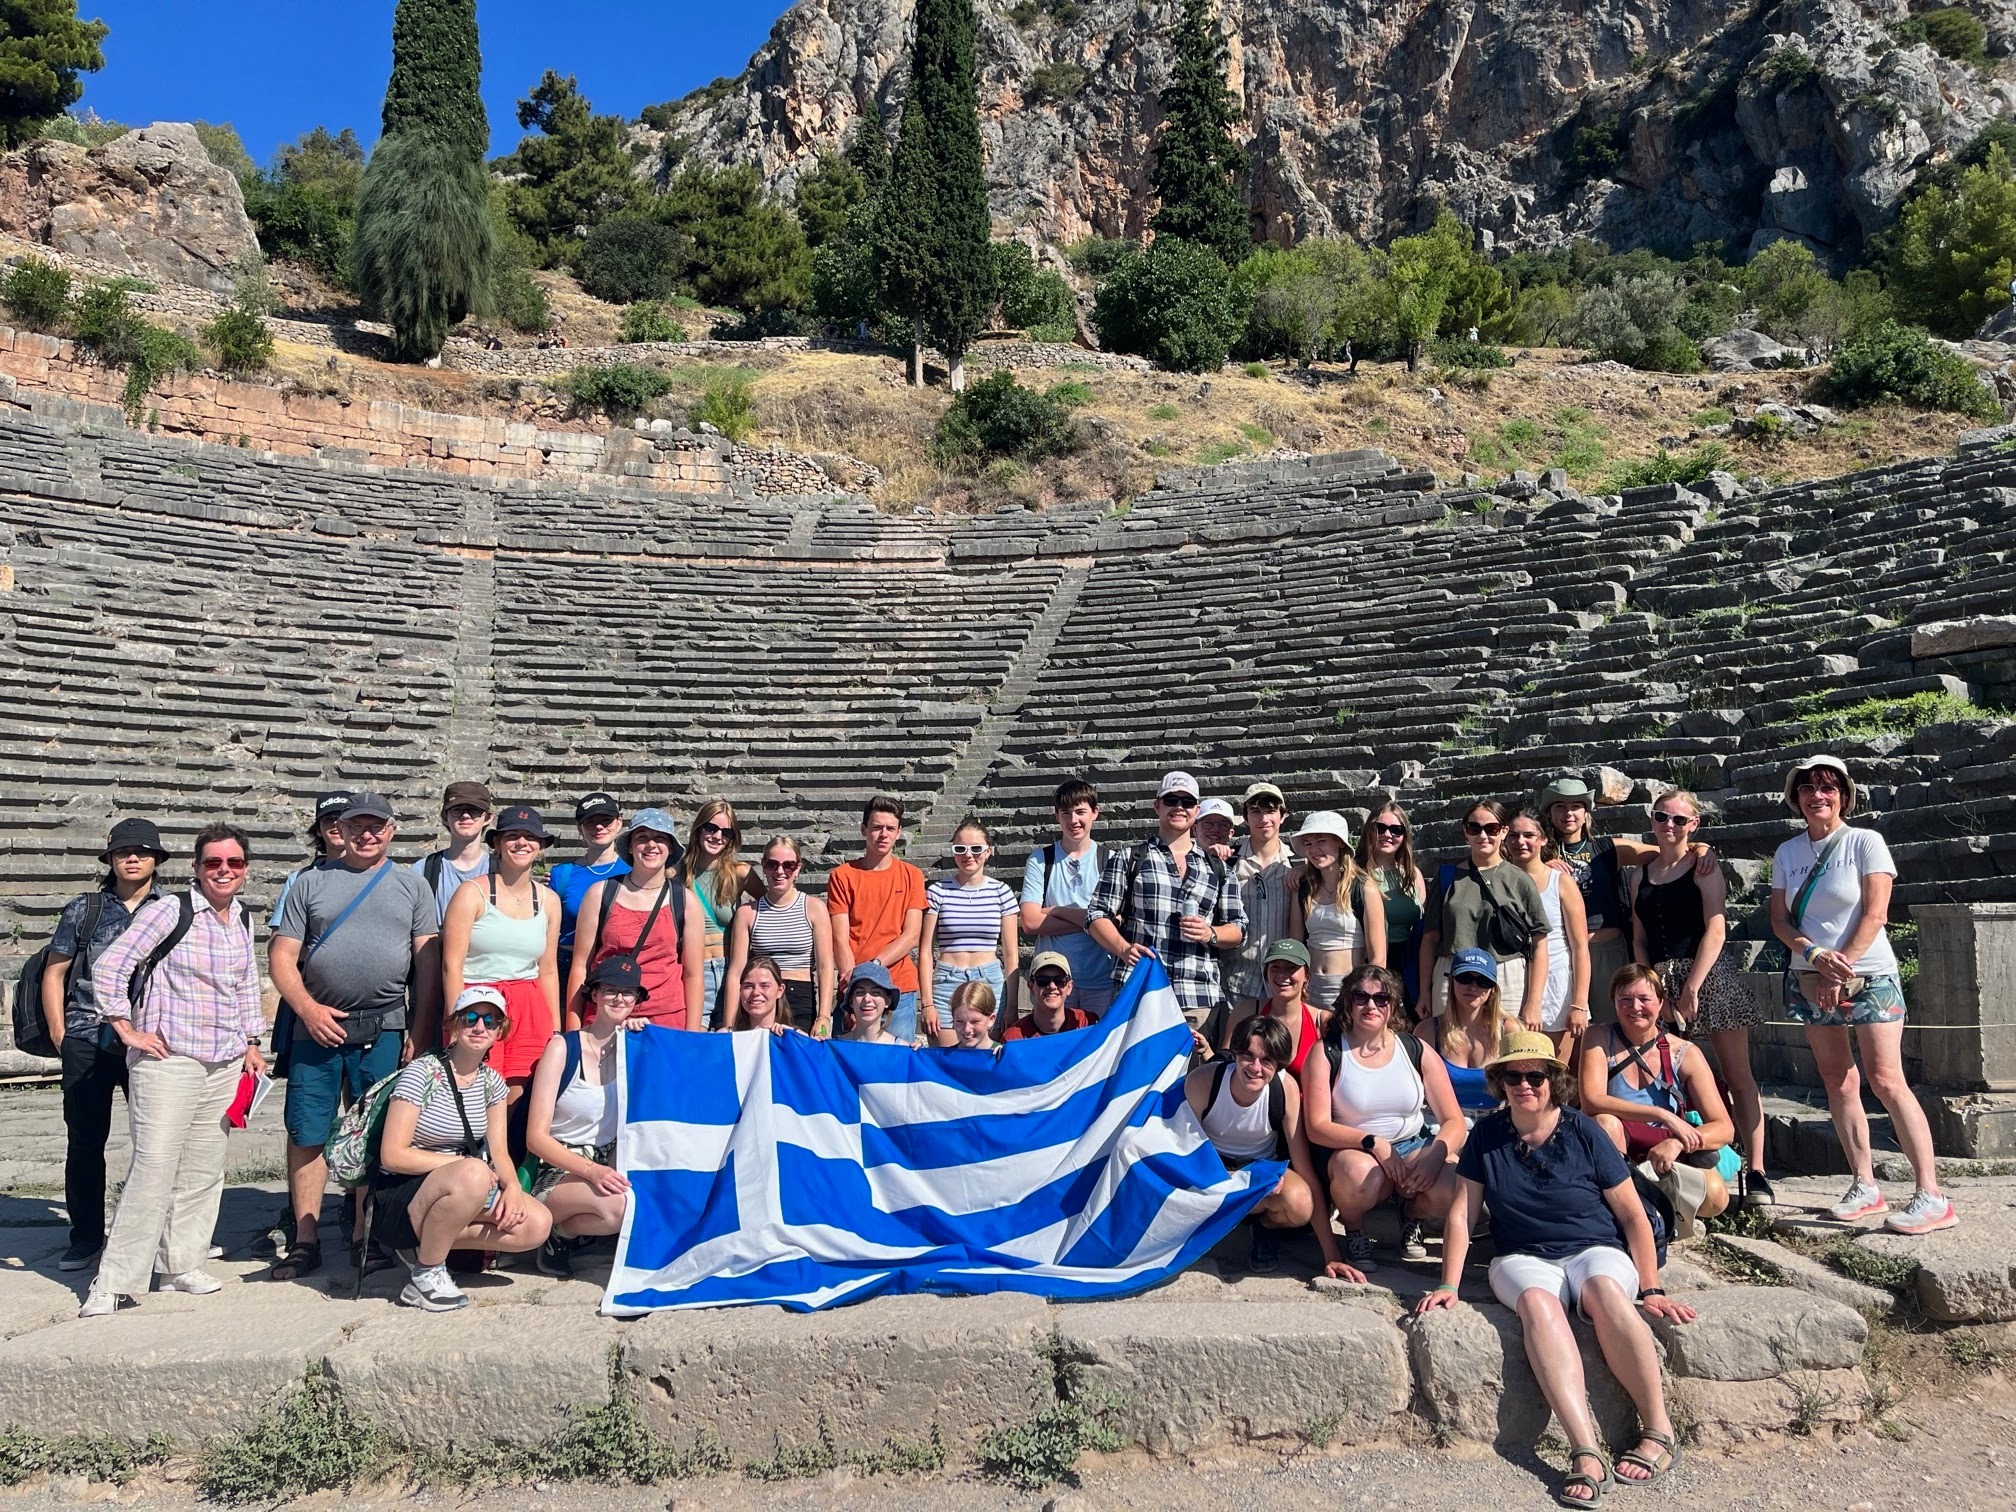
(1672, 1367), (1868, 1438)
(1406, 1302), (1642, 1448)
(1855, 1207), (2016, 1322)
(1647, 1288), (1865, 1381)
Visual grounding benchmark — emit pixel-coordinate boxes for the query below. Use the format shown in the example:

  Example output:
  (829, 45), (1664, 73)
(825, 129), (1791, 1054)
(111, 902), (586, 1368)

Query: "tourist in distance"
(1770, 755), (1955, 1234)
(1539, 776), (1713, 1022)
(374, 985), (551, 1311)
(826, 795), (929, 1042)
(80, 824), (263, 1317)
(1001, 952), (1093, 1040)
(1416, 799), (1549, 1027)
(682, 799), (755, 1028)
(269, 792), (349, 928)
(268, 793), (441, 1283)
(439, 804), (561, 1115)
(1300, 964), (1466, 1272)
(40, 817), (169, 1274)
(919, 817), (1019, 1039)
(1419, 1030), (1694, 1503)
(837, 961), (907, 1044)
(547, 793), (629, 986)
(524, 957), (643, 1278)
(567, 808), (703, 1031)
(411, 780), (493, 922)
(1249, 940), (1325, 1075)
(1289, 810), (1386, 1017)
(1183, 1014), (1364, 1279)
(1357, 801), (1427, 1008)
(1018, 778), (1113, 1018)
(1417, 948), (1512, 1117)
(1505, 807), (1592, 1059)
(1578, 964), (1735, 1226)
(1085, 770), (1246, 1054)
(1220, 781), (1298, 1050)
(732, 955), (798, 1034)
(937, 980), (1002, 1049)
(1627, 790), (1767, 1204)
(1193, 796), (1237, 855)
(725, 836), (835, 1035)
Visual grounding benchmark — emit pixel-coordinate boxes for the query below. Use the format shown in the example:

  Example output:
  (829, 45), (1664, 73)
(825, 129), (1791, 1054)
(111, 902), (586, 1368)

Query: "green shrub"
(933, 369), (1083, 468)
(1693, 405), (1733, 427)
(1, 257), (72, 328)
(1822, 320), (1999, 419)
(578, 215), (684, 305)
(1147, 401), (1181, 420)
(567, 362), (674, 419)
(1611, 442), (1732, 489)
(1064, 236), (1138, 278)
(198, 1366), (385, 1504)
(1432, 336), (1510, 369)
(695, 370), (755, 440)
(1921, 8), (1989, 65)
(1796, 689), (2006, 741)
(0, 1429), (173, 1488)
(203, 306), (274, 374)
(1756, 46), (1818, 93)
(1026, 62), (1088, 102)
(621, 300), (682, 343)
(1575, 272), (1703, 371)
(1565, 113), (1626, 181)
(994, 244), (1078, 334)
(494, 262), (549, 333)
(1092, 238), (1249, 373)
(70, 282), (202, 417)
(708, 306), (819, 340)
(975, 1334), (1124, 1489)
(1046, 379), (1095, 406)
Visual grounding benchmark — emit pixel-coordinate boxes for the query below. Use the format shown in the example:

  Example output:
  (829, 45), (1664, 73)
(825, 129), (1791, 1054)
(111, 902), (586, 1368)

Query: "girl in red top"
(565, 808), (703, 1030)
(1253, 938), (1324, 1075)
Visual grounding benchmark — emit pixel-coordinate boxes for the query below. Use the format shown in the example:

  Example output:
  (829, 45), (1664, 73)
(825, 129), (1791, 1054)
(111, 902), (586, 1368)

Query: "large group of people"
(32, 757), (1957, 1488)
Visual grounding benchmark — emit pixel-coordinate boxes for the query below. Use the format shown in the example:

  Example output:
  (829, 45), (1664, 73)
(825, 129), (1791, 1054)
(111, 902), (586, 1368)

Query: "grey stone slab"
(1706, 1234), (1896, 1314)
(1405, 1301), (1642, 1449)
(1646, 1287), (1866, 1381)
(1854, 1204), (2016, 1322)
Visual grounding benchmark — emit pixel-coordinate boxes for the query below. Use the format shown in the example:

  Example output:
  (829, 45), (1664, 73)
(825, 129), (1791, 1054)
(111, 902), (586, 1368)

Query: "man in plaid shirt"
(1087, 770), (1246, 1043)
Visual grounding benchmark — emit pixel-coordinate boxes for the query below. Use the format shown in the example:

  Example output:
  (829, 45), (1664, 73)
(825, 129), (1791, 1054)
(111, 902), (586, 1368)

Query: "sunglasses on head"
(1651, 810), (1694, 826)
(1159, 793), (1198, 809)
(699, 822), (735, 840)
(762, 858), (801, 873)
(456, 1009), (502, 1030)
(1370, 822), (1407, 839)
(1463, 820), (1503, 837)
(950, 843), (988, 857)
(1501, 1069), (1550, 1088)
(200, 856), (248, 873)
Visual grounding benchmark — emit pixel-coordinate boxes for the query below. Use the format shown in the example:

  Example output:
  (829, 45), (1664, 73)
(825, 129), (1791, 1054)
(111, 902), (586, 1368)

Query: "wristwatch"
(1360, 1133), (1378, 1153)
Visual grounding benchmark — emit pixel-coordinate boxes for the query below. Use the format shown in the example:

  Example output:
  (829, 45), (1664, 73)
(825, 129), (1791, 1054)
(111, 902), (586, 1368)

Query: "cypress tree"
(1150, 0), (1250, 266)
(875, 0), (993, 389)
(354, 0), (495, 362)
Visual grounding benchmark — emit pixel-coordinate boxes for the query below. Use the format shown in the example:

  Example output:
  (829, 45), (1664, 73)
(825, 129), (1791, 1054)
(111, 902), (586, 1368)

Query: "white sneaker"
(1883, 1190), (1958, 1236)
(1829, 1180), (1887, 1222)
(399, 1264), (468, 1312)
(78, 1292), (136, 1318)
(155, 1270), (223, 1295)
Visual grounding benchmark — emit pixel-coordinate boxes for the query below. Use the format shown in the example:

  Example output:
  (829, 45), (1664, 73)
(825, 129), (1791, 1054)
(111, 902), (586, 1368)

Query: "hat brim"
(487, 826), (551, 846)
(1484, 1045), (1566, 1070)
(100, 845), (171, 864)
(1783, 761), (1856, 813)
(588, 977), (649, 1003)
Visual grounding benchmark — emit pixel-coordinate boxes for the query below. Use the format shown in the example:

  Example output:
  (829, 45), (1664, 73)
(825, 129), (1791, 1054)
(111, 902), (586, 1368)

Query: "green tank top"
(1378, 867), (1423, 941)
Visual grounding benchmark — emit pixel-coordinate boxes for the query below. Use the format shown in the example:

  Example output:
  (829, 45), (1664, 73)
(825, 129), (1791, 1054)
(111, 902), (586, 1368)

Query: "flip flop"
(267, 1240), (321, 1282)
(1615, 1429), (1679, 1485)
(1556, 1445), (1612, 1508)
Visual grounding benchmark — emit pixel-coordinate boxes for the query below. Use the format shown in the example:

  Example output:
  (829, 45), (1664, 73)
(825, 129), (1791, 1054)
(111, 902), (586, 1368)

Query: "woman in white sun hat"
(1290, 810), (1385, 1015)
(1770, 754), (1953, 1236)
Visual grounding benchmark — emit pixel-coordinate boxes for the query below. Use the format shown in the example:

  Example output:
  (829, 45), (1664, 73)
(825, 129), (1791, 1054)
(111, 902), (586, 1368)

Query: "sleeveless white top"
(1539, 869), (1572, 1020)
(1201, 1068), (1278, 1162)
(1331, 1037), (1425, 1141)
(550, 1061), (617, 1146)
(1305, 896), (1360, 954)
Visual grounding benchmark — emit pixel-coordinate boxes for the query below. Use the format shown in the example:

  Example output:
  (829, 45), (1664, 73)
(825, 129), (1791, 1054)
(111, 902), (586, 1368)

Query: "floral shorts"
(530, 1140), (615, 1198)
(1782, 972), (1907, 1029)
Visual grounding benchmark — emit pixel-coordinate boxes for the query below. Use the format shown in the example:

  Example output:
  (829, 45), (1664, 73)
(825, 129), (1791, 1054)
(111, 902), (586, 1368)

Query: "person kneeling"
(525, 958), (641, 1279)
(374, 986), (551, 1311)
(1187, 1016), (1365, 1281)
(1419, 1031), (1692, 1505)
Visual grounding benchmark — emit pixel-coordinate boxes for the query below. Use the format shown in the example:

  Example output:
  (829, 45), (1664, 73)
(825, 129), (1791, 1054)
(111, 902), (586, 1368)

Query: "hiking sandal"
(267, 1240), (321, 1282)
(1555, 1445), (1612, 1508)
(1614, 1430), (1679, 1485)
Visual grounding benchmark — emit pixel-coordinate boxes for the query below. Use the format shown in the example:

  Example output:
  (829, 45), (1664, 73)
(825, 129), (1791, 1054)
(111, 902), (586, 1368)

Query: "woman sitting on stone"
(1300, 964), (1465, 1273)
(524, 957), (643, 1279)
(724, 836), (835, 1035)
(1357, 801), (1426, 1006)
(568, 808), (704, 1031)
(1416, 947), (1510, 1117)
(1628, 790), (1766, 1204)
(1505, 806), (1592, 1060)
(1417, 799), (1549, 1028)
(374, 986), (552, 1312)
(1290, 811), (1385, 1014)
(1420, 1030), (1693, 1503)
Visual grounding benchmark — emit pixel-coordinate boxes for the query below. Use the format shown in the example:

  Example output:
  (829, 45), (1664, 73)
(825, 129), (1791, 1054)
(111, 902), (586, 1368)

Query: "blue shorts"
(284, 1029), (401, 1148)
(890, 990), (920, 1044)
(931, 961), (1006, 1031)
(1784, 972), (1907, 1029)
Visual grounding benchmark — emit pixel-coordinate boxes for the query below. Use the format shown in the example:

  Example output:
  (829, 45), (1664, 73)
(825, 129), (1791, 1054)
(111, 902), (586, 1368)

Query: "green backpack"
(326, 1052), (450, 1187)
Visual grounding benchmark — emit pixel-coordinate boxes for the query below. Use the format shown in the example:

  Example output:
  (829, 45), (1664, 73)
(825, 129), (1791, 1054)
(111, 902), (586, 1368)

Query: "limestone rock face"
(0, 124), (258, 293)
(647, 0), (2016, 261)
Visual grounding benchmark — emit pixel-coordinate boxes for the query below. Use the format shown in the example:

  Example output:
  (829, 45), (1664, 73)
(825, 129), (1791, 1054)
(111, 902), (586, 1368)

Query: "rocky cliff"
(0, 123), (259, 293)
(644, 0), (2016, 260)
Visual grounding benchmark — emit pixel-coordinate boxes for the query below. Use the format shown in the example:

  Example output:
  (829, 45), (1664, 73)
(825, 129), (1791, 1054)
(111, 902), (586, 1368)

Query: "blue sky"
(73, 2), (789, 167)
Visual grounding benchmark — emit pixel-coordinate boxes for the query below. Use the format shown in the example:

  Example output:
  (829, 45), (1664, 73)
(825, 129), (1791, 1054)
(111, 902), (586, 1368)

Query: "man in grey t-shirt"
(267, 792), (440, 1279)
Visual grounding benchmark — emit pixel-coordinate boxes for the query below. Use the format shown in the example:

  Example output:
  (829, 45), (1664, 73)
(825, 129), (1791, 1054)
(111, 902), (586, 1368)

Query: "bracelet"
(1433, 1282), (1458, 1292)
(1637, 1286), (1665, 1301)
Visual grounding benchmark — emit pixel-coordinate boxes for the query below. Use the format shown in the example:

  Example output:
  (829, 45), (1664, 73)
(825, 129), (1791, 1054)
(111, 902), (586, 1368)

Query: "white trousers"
(91, 1054), (239, 1298)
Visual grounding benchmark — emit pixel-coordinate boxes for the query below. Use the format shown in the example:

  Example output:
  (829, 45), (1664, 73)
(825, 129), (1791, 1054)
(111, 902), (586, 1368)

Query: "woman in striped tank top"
(725, 836), (836, 1036)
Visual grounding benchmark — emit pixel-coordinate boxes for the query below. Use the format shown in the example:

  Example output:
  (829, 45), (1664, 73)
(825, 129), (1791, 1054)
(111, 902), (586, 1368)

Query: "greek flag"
(602, 959), (1284, 1313)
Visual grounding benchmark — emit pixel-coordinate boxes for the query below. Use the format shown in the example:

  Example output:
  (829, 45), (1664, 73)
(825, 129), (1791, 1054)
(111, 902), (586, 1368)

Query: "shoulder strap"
(425, 851), (444, 895)
(1042, 843), (1058, 897)
(487, 871), (497, 908)
(130, 894), (196, 1010)
(559, 1031), (582, 1097)
(1208, 1058), (1231, 1108)
(67, 892), (108, 995)
(303, 861), (394, 963)
(1268, 1072), (1289, 1160)
(1399, 1029), (1424, 1076)
(1790, 829), (1849, 928)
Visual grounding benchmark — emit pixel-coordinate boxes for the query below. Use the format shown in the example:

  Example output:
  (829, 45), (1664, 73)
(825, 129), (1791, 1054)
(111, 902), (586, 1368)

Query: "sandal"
(1614, 1430), (1679, 1485)
(267, 1240), (322, 1282)
(1556, 1445), (1612, 1508)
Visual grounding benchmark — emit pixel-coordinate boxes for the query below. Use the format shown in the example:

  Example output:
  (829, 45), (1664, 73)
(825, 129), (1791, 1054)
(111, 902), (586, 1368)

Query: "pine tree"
(875, 0), (994, 388)
(1149, 0), (1249, 266)
(0, 0), (108, 148)
(354, 0), (494, 361)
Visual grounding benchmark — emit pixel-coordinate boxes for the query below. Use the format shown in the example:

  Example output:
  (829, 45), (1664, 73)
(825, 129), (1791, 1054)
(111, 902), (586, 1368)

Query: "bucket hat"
(100, 817), (170, 864)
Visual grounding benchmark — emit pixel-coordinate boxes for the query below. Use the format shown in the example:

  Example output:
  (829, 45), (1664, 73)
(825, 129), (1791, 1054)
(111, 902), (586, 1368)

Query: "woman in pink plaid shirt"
(79, 824), (265, 1318)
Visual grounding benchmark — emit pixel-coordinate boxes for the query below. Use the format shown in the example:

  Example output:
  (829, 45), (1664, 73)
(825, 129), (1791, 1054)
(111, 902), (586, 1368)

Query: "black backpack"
(11, 893), (106, 1060)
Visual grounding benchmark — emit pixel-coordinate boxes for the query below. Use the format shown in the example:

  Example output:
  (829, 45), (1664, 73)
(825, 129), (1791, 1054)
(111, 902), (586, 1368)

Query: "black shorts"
(371, 1171), (431, 1251)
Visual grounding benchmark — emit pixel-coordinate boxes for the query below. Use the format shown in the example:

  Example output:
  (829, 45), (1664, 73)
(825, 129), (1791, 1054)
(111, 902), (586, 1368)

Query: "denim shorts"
(701, 956), (727, 1029)
(932, 961), (1006, 1030)
(1783, 971), (1907, 1029)
(284, 1029), (401, 1147)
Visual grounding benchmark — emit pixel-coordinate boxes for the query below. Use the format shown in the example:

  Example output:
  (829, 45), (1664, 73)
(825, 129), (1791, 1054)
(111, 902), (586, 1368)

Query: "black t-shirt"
(1456, 1106), (1631, 1259)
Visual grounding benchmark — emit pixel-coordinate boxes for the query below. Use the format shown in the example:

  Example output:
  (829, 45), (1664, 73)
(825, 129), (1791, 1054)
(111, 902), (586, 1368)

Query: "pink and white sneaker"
(1883, 1190), (1958, 1235)
(1828, 1181), (1888, 1222)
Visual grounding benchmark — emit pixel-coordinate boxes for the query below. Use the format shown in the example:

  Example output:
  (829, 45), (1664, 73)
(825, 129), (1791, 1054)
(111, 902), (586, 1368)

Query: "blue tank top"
(1604, 1025), (1686, 1114)
(1444, 1061), (1495, 1112)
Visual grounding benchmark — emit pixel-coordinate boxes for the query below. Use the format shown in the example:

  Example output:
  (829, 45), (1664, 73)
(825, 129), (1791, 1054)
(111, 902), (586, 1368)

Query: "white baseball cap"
(1158, 770), (1201, 800)
(1197, 798), (1235, 821)
(1294, 810), (1352, 845)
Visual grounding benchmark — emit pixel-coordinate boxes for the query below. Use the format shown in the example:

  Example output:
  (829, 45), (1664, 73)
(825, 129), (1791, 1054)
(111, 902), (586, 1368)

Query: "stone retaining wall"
(435, 334), (1148, 379)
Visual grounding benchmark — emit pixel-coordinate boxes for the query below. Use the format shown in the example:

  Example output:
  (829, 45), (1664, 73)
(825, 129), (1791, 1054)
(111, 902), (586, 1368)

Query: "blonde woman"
(682, 799), (754, 1029)
(1415, 947), (1509, 1117)
(919, 818), (1018, 1038)
(1290, 810), (1385, 1015)
(724, 836), (836, 1036)
(1505, 806), (1591, 1061)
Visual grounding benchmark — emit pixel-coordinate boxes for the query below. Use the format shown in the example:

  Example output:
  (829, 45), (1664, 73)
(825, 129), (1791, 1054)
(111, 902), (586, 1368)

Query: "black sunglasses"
(1463, 820), (1504, 837)
(698, 822), (735, 840)
(1349, 990), (1392, 1008)
(1032, 975), (1070, 990)
(1159, 793), (1198, 808)
(1501, 1069), (1550, 1088)
(1453, 974), (1494, 991)
(1370, 822), (1407, 839)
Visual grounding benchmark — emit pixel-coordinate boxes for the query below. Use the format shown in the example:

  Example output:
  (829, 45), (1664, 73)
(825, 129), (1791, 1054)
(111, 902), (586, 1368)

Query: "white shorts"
(1488, 1244), (1639, 1319)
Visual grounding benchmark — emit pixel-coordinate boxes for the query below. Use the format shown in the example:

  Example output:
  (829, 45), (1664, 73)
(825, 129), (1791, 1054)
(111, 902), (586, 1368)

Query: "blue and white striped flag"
(602, 958), (1285, 1313)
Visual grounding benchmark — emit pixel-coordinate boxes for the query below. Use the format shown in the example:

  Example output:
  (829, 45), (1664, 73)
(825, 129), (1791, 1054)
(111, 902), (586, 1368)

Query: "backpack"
(327, 1050), (462, 1187)
(577, 877), (684, 1009)
(1206, 1058), (1290, 1161)
(11, 893), (107, 1060)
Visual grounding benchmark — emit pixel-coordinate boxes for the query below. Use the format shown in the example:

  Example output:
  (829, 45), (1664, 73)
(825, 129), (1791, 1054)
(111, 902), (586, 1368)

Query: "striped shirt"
(749, 892), (815, 972)
(926, 877), (1016, 953)
(91, 890), (261, 1063)
(390, 1056), (506, 1155)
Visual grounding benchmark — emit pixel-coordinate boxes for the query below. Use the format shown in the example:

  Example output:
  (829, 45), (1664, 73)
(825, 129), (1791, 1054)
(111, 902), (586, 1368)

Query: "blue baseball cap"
(847, 961), (898, 1003)
(1450, 948), (1499, 985)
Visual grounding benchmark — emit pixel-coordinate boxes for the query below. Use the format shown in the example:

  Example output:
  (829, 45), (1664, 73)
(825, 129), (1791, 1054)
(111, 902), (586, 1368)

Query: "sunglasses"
(108, 846), (155, 861)
(1032, 975), (1070, 991)
(456, 1010), (502, 1030)
(1651, 811), (1694, 826)
(200, 856), (248, 873)
(1453, 974), (1494, 991)
(950, 843), (989, 857)
(447, 805), (489, 820)
(1159, 793), (1198, 808)
(1370, 822), (1407, 839)
(762, 858), (801, 874)
(1501, 1069), (1550, 1088)
(579, 814), (620, 828)
(1505, 829), (1544, 844)
(698, 822), (735, 840)
(1349, 990), (1393, 1008)
(1463, 821), (1503, 837)
(630, 833), (672, 848)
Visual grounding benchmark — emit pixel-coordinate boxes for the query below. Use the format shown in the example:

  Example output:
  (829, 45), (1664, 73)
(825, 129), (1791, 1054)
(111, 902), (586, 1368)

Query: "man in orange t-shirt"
(826, 794), (928, 1042)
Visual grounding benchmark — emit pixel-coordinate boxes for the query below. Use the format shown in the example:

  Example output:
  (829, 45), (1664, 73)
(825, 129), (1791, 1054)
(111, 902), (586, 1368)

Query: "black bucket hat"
(100, 817), (170, 864)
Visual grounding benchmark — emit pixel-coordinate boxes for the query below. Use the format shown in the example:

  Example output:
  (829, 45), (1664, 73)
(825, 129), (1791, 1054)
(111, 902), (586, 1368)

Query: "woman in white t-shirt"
(1770, 755), (1954, 1236)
